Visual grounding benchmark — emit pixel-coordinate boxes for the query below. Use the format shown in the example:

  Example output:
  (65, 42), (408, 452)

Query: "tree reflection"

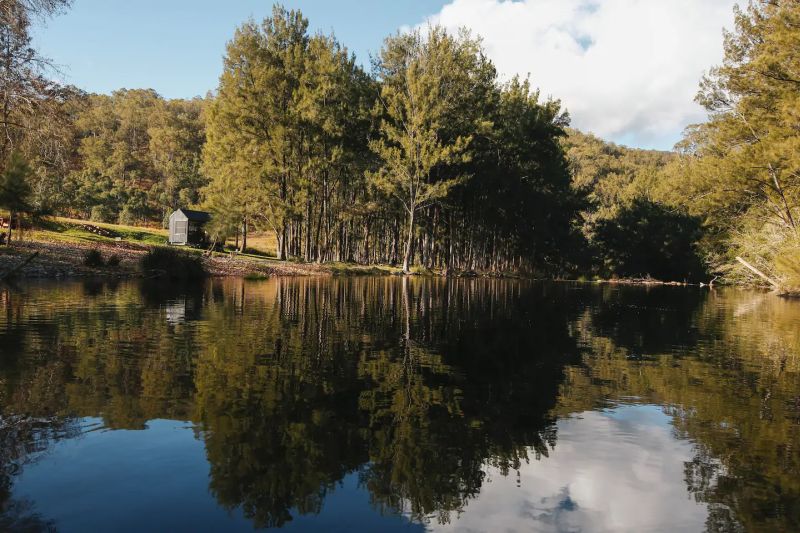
(561, 286), (800, 532)
(1, 280), (799, 531)
(187, 277), (577, 526)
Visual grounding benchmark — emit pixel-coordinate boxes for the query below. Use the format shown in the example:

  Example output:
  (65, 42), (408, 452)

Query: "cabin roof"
(176, 208), (211, 223)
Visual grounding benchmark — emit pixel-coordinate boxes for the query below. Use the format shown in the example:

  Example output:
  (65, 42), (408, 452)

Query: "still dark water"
(1, 277), (799, 532)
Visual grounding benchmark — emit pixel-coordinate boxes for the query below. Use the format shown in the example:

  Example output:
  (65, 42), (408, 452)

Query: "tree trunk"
(736, 256), (780, 289)
(402, 209), (415, 273)
(240, 217), (247, 253)
(278, 218), (287, 260)
(276, 229), (285, 261)
(6, 210), (13, 245)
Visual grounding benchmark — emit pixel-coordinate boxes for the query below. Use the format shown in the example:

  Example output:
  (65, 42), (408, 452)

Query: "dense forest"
(1, 0), (798, 285)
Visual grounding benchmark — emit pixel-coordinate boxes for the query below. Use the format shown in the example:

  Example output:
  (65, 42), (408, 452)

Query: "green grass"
(326, 261), (400, 275)
(31, 217), (168, 247)
(21, 217), (446, 278)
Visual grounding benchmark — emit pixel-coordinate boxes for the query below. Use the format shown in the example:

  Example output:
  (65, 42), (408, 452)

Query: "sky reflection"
(428, 405), (708, 533)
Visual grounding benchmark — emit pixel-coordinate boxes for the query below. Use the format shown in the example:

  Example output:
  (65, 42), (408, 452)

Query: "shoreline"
(0, 240), (331, 279)
(1, 239), (798, 297)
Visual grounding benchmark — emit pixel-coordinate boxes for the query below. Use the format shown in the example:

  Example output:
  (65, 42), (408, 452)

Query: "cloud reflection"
(428, 405), (708, 532)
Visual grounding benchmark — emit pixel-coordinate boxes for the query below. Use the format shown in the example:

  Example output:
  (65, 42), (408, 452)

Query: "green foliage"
(563, 129), (675, 221)
(59, 90), (207, 222)
(776, 246), (800, 292)
(82, 248), (105, 267)
(138, 246), (205, 281)
(370, 27), (482, 271)
(0, 0), (73, 182)
(0, 153), (33, 215)
(89, 205), (113, 223)
(203, 5), (373, 261)
(0, 152), (34, 244)
(671, 0), (800, 285)
(202, 175), (244, 246)
(562, 130), (690, 277)
(202, 9), (579, 274)
(594, 199), (706, 281)
(21, 0), (800, 282)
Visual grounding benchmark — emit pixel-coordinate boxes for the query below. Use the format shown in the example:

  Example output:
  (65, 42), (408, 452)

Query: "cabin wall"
(169, 212), (189, 245)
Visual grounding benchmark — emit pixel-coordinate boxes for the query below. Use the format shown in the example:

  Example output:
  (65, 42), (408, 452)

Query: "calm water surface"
(1, 278), (799, 532)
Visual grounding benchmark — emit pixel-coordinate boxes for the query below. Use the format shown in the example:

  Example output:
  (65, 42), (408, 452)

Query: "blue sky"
(33, 0), (448, 99)
(32, 0), (737, 150)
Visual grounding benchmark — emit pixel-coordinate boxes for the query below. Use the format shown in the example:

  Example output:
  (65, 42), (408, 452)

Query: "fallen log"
(736, 256), (781, 289)
(0, 251), (40, 281)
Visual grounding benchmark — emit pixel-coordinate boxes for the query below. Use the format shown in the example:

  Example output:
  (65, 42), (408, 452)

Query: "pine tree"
(0, 152), (33, 244)
(369, 27), (476, 272)
(678, 0), (800, 283)
(202, 6), (309, 260)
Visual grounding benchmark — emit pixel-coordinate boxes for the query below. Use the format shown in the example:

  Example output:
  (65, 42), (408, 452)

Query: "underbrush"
(139, 247), (205, 281)
(82, 248), (121, 268)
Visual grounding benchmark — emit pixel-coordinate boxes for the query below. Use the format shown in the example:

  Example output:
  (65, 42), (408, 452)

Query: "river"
(0, 278), (798, 532)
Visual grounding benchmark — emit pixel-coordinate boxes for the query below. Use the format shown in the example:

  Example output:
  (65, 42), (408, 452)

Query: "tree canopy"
(7, 1), (799, 283)
(666, 0), (800, 288)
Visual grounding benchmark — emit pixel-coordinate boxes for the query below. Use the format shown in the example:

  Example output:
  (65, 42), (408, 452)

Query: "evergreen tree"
(369, 27), (476, 272)
(0, 152), (33, 244)
(676, 0), (800, 284)
(203, 6), (309, 259)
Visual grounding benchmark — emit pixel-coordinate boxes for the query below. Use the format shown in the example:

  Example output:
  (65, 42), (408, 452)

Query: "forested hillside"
(664, 0), (800, 289)
(1, 0), (798, 287)
(46, 90), (206, 224)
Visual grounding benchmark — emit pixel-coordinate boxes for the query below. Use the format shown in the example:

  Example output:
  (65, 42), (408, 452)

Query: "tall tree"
(0, 151), (32, 244)
(203, 5), (373, 260)
(676, 0), (800, 283)
(0, 0), (71, 170)
(203, 6), (309, 258)
(369, 27), (477, 272)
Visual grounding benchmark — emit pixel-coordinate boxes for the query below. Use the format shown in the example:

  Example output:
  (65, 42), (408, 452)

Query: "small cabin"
(168, 208), (211, 246)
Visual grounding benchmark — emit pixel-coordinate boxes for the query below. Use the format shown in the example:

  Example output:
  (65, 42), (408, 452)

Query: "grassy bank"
(0, 218), (407, 279)
(7, 218), (797, 293)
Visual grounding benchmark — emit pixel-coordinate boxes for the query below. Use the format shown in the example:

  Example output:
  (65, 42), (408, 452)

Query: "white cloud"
(424, 0), (737, 149)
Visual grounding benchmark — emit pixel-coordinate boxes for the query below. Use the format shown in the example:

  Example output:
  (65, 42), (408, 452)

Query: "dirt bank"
(0, 240), (330, 279)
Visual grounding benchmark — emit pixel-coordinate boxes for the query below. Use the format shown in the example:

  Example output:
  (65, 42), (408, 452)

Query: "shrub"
(83, 248), (105, 267)
(139, 246), (205, 281)
(117, 206), (137, 226)
(775, 245), (800, 293)
(106, 254), (121, 268)
(89, 205), (114, 223)
(594, 199), (706, 282)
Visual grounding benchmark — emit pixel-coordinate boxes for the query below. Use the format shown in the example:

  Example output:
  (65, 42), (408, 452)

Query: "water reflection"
(428, 405), (708, 532)
(0, 278), (799, 531)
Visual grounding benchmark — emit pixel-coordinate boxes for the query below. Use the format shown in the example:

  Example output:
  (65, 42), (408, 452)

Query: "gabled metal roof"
(176, 208), (211, 222)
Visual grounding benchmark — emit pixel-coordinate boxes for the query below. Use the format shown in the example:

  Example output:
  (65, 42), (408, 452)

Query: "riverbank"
(0, 239), (521, 279)
(0, 239), (359, 279)
(1, 219), (797, 295)
(0, 218), (509, 280)
(0, 240), (712, 283)
(0, 217), (402, 279)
